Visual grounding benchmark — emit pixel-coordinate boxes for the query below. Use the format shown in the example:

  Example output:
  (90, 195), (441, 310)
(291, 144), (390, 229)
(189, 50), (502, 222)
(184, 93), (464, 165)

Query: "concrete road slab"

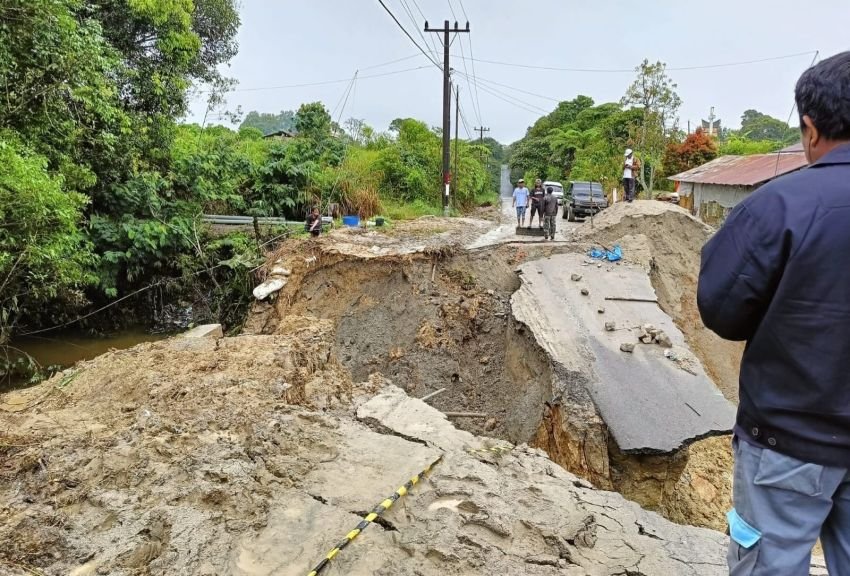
(513, 253), (735, 454)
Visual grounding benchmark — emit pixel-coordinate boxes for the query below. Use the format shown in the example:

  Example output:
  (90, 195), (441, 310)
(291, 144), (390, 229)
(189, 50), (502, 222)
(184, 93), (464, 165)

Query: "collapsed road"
(513, 253), (735, 454)
(0, 200), (829, 575)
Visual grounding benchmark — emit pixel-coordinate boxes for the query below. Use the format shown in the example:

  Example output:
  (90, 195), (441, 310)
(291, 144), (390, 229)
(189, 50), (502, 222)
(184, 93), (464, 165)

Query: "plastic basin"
(342, 215), (360, 227)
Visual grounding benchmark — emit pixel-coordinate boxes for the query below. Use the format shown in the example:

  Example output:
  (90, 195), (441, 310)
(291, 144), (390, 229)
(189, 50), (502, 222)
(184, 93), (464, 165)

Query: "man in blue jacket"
(698, 51), (850, 575)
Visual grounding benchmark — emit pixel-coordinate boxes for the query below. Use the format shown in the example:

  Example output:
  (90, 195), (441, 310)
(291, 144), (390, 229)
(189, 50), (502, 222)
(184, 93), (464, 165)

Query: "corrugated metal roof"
(780, 141), (804, 153)
(669, 153), (808, 186)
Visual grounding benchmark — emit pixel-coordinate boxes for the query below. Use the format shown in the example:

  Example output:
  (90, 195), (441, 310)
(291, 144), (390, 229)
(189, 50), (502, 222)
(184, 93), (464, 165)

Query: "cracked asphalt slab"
(512, 253), (736, 454)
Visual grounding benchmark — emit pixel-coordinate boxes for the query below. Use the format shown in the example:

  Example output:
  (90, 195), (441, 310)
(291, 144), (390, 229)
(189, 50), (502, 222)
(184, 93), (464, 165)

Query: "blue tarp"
(589, 244), (622, 262)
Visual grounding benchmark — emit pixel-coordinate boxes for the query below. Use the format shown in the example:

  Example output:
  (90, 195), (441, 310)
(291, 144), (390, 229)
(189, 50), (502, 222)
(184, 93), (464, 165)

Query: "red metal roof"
(670, 153), (808, 186)
(780, 141), (804, 153)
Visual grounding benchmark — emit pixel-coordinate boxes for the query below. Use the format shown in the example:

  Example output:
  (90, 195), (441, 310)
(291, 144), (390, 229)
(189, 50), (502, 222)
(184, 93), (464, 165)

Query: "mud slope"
(1, 328), (741, 575)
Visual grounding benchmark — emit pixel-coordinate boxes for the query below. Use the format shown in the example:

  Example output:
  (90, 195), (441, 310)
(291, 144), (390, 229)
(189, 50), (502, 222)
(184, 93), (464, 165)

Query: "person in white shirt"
(512, 178), (530, 227)
(623, 149), (636, 202)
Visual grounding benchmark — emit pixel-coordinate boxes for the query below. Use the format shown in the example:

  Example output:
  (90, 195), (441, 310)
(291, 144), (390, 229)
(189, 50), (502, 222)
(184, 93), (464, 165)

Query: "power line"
(399, 0), (439, 63)
(446, 0), (458, 21)
(359, 52), (421, 71)
(470, 80), (546, 115)
(451, 50), (819, 73)
(199, 65), (430, 95)
(409, 0), (442, 61)
(457, 71), (549, 115)
(455, 18), (482, 125)
(331, 72), (357, 122)
(465, 72), (561, 103)
(457, 0), (483, 128)
(376, 0), (442, 70)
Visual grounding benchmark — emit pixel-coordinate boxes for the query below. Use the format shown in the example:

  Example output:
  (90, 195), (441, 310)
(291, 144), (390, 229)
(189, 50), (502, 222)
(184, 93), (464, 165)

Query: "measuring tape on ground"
(306, 456), (442, 576)
(464, 444), (513, 457)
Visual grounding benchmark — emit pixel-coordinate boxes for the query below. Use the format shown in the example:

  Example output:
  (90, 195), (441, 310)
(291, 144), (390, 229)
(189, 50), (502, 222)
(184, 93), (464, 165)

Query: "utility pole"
(454, 84), (460, 202)
(474, 126), (490, 164)
(426, 20), (470, 216)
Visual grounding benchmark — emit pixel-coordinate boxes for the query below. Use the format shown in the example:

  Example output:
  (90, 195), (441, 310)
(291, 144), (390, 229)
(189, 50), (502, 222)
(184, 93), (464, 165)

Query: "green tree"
(239, 110), (296, 135)
(739, 109), (797, 143)
(0, 136), (96, 342)
(621, 60), (682, 193)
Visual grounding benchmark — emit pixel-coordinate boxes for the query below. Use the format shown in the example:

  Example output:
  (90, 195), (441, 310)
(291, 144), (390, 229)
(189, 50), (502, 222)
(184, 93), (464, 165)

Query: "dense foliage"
(0, 0), (493, 343)
(509, 62), (799, 196)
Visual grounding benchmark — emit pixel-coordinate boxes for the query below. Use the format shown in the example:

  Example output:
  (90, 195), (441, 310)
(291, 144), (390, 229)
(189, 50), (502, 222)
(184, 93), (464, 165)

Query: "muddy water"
(3, 330), (167, 391)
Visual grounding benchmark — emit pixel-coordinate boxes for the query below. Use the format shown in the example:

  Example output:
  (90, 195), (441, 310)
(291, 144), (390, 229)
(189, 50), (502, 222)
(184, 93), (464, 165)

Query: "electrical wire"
(446, 0), (458, 21)
(201, 65), (430, 95)
(458, 98), (474, 140)
(457, 0), (483, 128)
(451, 50), (819, 73)
(774, 50), (820, 176)
(409, 0), (442, 62)
(399, 0), (440, 64)
(468, 80), (546, 115)
(455, 17), (482, 125)
(462, 72), (561, 103)
(376, 0), (442, 70)
(456, 70), (549, 115)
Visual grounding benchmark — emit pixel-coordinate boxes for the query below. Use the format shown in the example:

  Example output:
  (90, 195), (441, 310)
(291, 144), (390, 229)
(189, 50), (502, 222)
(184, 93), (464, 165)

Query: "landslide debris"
(0, 324), (735, 575)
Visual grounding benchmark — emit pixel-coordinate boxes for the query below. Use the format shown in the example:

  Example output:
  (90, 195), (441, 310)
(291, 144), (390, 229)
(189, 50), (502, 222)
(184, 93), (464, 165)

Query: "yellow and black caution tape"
(464, 444), (513, 457)
(306, 456), (442, 576)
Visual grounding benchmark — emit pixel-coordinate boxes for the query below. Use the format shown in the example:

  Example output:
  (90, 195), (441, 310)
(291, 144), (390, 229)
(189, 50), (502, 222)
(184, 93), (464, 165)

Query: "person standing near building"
(698, 51), (850, 575)
(542, 186), (558, 241)
(623, 149), (636, 202)
(529, 178), (545, 228)
(512, 178), (529, 228)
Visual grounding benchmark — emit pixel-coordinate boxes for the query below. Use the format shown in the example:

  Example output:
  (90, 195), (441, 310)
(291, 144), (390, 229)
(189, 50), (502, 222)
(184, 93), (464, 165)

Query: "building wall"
(693, 183), (755, 225)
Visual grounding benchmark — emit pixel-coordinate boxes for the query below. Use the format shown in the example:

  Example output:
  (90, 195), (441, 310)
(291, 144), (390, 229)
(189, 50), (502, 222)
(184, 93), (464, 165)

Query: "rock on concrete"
(512, 253), (735, 455)
(181, 324), (224, 339)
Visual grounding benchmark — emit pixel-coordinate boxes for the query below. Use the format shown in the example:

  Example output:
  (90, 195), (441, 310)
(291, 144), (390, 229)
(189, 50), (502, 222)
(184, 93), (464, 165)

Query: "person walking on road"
(529, 178), (545, 228)
(698, 51), (850, 576)
(623, 149), (636, 202)
(511, 178), (529, 227)
(542, 186), (558, 241)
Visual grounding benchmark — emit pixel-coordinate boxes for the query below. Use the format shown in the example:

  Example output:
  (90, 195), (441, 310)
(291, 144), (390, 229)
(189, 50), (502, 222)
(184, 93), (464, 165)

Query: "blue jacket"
(698, 143), (850, 468)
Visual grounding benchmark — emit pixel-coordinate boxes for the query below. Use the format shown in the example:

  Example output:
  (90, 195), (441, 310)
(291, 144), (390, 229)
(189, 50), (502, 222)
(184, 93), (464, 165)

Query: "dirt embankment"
(245, 224), (735, 532)
(0, 205), (758, 574)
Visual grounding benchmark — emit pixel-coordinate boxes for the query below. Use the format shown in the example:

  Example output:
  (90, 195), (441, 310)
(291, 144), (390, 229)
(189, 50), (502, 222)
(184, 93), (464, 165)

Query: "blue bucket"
(342, 215), (360, 227)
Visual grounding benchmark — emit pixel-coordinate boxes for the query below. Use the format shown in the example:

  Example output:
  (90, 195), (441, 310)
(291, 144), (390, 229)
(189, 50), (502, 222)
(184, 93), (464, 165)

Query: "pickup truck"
(563, 181), (608, 221)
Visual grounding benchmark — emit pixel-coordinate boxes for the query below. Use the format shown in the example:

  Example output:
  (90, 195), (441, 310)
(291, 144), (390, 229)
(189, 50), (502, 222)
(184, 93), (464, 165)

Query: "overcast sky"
(188, 1), (850, 143)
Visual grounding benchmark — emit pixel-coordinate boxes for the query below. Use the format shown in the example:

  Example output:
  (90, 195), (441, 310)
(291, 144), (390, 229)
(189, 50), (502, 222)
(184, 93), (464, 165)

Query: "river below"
(2, 330), (168, 392)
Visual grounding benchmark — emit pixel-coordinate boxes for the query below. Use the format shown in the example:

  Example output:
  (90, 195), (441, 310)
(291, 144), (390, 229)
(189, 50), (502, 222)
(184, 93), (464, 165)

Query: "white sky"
(188, 0), (850, 143)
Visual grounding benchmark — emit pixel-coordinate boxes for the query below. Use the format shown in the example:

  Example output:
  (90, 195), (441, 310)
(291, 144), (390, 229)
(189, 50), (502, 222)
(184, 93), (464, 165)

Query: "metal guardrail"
(202, 215), (335, 227)
(202, 215), (295, 226)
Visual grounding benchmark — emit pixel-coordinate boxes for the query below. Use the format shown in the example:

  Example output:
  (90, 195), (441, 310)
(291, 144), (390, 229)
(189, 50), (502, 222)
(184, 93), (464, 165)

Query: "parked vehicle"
(543, 181), (565, 204)
(563, 181), (608, 221)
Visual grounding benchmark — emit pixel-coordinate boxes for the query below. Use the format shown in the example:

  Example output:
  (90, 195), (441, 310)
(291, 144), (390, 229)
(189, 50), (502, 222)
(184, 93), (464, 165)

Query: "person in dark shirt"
(698, 51), (850, 575)
(528, 178), (545, 229)
(541, 186), (558, 241)
(306, 206), (322, 237)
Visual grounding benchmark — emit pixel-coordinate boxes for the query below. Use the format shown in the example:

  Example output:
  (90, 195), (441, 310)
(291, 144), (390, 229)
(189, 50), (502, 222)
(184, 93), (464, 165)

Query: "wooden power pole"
(426, 20), (470, 216)
(474, 126), (490, 163)
(453, 84), (460, 201)
(474, 126), (490, 143)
